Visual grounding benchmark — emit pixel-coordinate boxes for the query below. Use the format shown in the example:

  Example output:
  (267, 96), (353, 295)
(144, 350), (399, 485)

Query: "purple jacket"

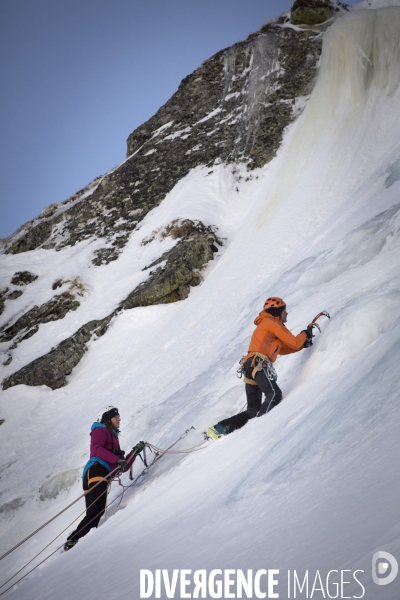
(82, 423), (137, 478)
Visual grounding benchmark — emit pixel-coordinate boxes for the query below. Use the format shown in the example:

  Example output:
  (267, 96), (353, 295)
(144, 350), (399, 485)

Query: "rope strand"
(0, 478), (116, 592)
(0, 466), (119, 562)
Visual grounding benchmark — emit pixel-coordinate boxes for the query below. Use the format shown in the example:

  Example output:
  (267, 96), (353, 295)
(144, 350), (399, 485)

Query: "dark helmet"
(97, 406), (119, 423)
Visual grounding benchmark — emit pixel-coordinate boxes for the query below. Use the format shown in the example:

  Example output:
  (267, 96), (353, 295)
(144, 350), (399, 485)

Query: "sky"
(0, 0), (359, 240)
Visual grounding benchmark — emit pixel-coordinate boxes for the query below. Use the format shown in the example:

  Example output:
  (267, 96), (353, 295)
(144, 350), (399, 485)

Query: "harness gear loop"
(238, 352), (279, 384)
(237, 356), (246, 379)
(246, 351), (269, 378)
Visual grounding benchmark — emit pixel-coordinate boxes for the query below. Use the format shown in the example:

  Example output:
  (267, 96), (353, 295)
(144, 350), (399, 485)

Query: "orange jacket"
(246, 312), (307, 363)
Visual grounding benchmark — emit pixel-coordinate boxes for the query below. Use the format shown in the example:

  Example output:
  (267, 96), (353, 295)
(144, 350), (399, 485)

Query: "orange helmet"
(264, 297), (286, 310)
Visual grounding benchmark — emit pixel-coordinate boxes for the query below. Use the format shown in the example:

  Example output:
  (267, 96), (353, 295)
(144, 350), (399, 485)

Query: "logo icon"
(372, 551), (398, 586)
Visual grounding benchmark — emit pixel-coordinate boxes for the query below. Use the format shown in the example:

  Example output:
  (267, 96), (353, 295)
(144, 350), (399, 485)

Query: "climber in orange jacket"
(205, 297), (313, 438)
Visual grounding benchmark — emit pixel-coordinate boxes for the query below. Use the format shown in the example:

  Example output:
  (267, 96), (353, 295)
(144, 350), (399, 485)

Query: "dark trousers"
(68, 463), (110, 542)
(218, 357), (283, 434)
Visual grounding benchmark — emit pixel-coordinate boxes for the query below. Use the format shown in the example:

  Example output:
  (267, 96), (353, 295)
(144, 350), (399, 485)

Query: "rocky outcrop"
(0, 292), (80, 345)
(10, 271), (38, 286)
(123, 223), (220, 308)
(2, 315), (113, 390)
(6, 221), (54, 255)
(2, 21), (322, 263)
(291, 1), (348, 27)
(51, 276), (89, 296)
(0, 272), (38, 316)
(0, 288), (9, 316)
(0, 287), (23, 316)
(2, 221), (219, 390)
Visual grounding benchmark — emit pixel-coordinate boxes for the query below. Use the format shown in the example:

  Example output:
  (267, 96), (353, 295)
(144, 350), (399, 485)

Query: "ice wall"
(317, 8), (400, 104)
(248, 7), (400, 248)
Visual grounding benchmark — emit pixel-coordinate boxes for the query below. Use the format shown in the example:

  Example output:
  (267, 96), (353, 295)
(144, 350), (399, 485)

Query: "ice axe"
(309, 310), (330, 333)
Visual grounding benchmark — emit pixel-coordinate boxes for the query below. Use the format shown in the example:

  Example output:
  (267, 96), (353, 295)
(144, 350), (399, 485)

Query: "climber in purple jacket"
(64, 406), (145, 550)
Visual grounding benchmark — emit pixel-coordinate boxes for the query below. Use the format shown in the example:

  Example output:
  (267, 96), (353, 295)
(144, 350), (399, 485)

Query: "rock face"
(2, 222), (220, 389)
(1, 22), (321, 263)
(2, 315), (113, 390)
(0, 288), (10, 316)
(291, 1), (347, 27)
(122, 220), (220, 311)
(0, 272), (38, 316)
(1, 288), (25, 316)
(1, 6), (329, 390)
(0, 292), (80, 345)
(10, 271), (38, 286)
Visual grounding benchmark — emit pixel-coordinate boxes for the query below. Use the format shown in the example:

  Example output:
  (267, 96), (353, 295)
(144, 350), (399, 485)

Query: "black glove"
(133, 441), (145, 454)
(116, 459), (128, 471)
(301, 325), (314, 348)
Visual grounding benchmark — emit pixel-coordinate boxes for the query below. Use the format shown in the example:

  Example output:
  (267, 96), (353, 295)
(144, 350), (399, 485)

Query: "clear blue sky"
(0, 0), (359, 239)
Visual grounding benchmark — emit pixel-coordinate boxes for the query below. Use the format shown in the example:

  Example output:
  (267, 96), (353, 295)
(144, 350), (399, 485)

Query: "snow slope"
(1, 6), (400, 600)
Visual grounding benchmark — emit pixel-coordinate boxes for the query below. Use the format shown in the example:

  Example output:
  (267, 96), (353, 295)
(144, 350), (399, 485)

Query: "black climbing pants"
(218, 356), (283, 434)
(68, 463), (110, 542)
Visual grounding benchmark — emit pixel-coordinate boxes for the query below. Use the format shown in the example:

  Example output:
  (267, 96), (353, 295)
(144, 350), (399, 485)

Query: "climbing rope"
(0, 483), (112, 593)
(0, 466), (120, 563)
(146, 440), (207, 454)
(0, 427), (206, 596)
(0, 481), (124, 597)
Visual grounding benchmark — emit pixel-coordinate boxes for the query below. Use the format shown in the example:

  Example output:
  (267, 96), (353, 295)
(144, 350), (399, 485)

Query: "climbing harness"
(251, 353), (277, 382)
(247, 352), (277, 383)
(86, 467), (112, 490)
(237, 352), (277, 385)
